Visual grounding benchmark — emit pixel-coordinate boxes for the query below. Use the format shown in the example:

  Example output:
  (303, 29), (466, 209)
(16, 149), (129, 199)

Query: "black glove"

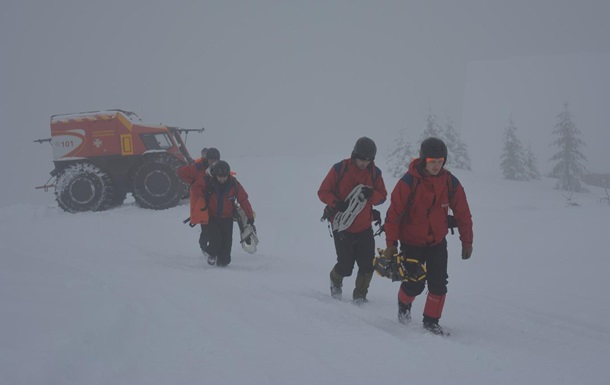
(247, 218), (255, 225)
(372, 209), (382, 226)
(335, 200), (349, 212)
(361, 186), (373, 199)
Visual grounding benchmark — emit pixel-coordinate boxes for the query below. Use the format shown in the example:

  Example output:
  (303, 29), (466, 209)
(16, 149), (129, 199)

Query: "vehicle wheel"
(55, 163), (115, 213)
(130, 153), (186, 210)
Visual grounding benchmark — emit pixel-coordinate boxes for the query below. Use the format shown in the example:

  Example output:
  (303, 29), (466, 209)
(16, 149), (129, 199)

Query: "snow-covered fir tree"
(524, 145), (541, 180)
(386, 128), (415, 177)
(452, 139), (472, 171)
(549, 103), (588, 192)
(500, 118), (528, 180)
(443, 118), (471, 170)
(443, 118), (458, 168)
(420, 106), (444, 142)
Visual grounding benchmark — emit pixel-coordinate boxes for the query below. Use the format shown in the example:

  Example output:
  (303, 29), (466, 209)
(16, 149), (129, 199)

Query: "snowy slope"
(1, 154), (609, 385)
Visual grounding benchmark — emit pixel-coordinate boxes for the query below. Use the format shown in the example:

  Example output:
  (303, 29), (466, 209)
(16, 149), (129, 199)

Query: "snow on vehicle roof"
(51, 109), (142, 124)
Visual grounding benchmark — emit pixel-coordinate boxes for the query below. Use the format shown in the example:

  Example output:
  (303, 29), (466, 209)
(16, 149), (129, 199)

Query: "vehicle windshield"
(140, 133), (173, 150)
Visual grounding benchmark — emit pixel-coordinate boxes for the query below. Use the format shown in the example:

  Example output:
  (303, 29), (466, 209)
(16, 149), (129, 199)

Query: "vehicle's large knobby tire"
(130, 153), (186, 210)
(55, 162), (115, 213)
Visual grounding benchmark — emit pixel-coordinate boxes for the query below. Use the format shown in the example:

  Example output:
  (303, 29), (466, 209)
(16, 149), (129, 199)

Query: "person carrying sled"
(318, 137), (387, 303)
(384, 137), (473, 335)
(177, 147), (221, 257)
(193, 160), (255, 267)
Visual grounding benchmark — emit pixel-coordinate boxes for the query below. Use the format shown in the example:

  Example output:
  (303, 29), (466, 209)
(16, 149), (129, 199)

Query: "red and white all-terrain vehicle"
(35, 109), (203, 213)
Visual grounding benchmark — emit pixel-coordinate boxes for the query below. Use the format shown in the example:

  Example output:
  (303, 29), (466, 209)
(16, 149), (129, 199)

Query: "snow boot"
(398, 288), (416, 324)
(422, 293), (447, 335)
(352, 271), (373, 303)
(398, 301), (412, 324)
(207, 254), (217, 266)
(330, 268), (343, 299)
(423, 316), (446, 336)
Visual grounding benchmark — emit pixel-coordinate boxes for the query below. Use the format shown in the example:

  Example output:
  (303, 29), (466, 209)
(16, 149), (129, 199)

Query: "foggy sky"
(2, 0), (609, 206)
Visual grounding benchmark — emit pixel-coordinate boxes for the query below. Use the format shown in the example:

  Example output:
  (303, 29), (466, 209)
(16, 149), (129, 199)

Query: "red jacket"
(193, 176), (254, 220)
(385, 158), (473, 248)
(177, 158), (208, 185)
(177, 158), (210, 225)
(318, 159), (387, 233)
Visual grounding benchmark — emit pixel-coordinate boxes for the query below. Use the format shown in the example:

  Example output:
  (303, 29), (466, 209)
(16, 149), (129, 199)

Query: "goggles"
(425, 157), (445, 164)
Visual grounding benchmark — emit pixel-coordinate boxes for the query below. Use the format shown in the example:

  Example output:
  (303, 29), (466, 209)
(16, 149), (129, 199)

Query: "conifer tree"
(549, 103), (587, 192)
(443, 118), (458, 168)
(444, 118), (472, 170)
(453, 139), (472, 171)
(524, 145), (541, 180)
(500, 118), (528, 180)
(386, 128), (415, 177)
(421, 107), (444, 142)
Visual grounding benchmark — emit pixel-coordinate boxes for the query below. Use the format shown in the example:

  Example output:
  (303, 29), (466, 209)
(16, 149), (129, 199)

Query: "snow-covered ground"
(1, 154), (609, 385)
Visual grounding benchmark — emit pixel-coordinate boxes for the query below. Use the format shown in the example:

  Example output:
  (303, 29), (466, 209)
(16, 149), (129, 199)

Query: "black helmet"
(206, 147), (220, 161)
(211, 160), (231, 177)
(351, 137), (377, 161)
(420, 137), (447, 163)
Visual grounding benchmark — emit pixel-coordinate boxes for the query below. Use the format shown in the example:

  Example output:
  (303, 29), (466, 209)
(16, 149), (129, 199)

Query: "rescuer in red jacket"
(193, 160), (254, 267)
(384, 137), (473, 335)
(318, 137), (387, 303)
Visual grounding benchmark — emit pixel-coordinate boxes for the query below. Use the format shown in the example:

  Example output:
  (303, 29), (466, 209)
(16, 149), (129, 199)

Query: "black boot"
(423, 316), (446, 335)
(398, 302), (412, 324)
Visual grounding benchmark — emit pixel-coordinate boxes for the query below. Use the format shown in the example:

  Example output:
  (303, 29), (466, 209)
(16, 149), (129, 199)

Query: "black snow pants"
(332, 227), (375, 277)
(399, 239), (449, 297)
(208, 217), (234, 267)
(199, 224), (210, 253)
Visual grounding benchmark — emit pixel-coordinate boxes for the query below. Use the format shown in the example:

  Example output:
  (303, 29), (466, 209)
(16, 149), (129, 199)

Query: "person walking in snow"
(193, 160), (254, 267)
(318, 137), (387, 303)
(384, 137), (473, 335)
(177, 147), (221, 257)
